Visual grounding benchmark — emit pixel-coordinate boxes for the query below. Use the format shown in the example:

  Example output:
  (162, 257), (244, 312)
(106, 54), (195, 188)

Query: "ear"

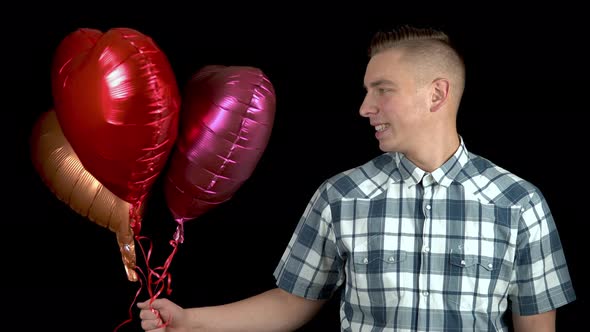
(430, 78), (450, 112)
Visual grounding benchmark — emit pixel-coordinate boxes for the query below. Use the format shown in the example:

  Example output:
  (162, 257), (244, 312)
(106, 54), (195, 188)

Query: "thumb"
(137, 298), (166, 310)
(137, 299), (149, 309)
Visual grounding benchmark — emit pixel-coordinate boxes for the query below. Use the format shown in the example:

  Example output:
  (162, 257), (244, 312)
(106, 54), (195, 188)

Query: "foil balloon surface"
(164, 65), (276, 236)
(50, 27), (181, 235)
(30, 110), (139, 282)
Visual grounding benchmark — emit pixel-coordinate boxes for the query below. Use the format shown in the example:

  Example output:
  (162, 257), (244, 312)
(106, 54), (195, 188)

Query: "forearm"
(512, 309), (556, 332)
(184, 288), (327, 332)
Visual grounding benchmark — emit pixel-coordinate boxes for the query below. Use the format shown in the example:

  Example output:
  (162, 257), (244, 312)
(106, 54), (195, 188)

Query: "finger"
(141, 318), (165, 331)
(137, 298), (167, 309)
(139, 308), (160, 320)
(137, 299), (154, 309)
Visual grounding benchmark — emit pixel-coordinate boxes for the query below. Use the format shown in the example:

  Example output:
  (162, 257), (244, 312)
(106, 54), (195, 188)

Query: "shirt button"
(422, 291), (429, 296)
(460, 260), (466, 266)
(488, 263), (493, 269)
(388, 256), (395, 262)
(423, 247), (430, 253)
(363, 258), (368, 264)
(426, 204), (431, 210)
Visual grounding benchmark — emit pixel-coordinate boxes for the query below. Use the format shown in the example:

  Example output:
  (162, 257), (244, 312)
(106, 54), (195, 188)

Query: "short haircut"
(369, 25), (465, 96)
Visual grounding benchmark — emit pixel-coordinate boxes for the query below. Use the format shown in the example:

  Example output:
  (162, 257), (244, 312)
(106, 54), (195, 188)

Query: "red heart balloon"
(164, 65), (276, 231)
(51, 27), (181, 232)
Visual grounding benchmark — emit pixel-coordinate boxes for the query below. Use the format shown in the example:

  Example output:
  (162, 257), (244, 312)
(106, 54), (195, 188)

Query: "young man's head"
(360, 25), (465, 159)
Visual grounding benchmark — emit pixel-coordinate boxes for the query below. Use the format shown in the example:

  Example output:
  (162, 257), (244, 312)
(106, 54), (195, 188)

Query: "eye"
(376, 88), (391, 95)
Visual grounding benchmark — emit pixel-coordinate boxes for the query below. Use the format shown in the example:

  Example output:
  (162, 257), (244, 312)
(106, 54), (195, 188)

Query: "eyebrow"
(364, 79), (396, 89)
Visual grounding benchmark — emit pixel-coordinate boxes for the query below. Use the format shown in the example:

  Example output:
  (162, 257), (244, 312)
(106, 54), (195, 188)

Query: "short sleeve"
(509, 190), (576, 315)
(273, 182), (345, 300)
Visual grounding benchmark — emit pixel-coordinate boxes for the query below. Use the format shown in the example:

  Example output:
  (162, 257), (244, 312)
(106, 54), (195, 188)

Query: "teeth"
(375, 124), (389, 132)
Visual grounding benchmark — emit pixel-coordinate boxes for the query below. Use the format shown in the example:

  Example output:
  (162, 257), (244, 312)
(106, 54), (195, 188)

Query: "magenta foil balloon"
(164, 65), (276, 226)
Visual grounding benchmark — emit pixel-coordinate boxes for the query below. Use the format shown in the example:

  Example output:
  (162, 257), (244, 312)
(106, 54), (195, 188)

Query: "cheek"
(383, 99), (412, 120)
(403, 96), (428, 119)
(413, 91), (431, 110)
(379, 98), (401, 116)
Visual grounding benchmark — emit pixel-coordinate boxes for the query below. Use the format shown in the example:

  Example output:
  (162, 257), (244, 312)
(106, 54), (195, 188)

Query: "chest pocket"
(446, 249), (503, 311)
(441, 201), (516, 311)
(351, 249), (407, 306)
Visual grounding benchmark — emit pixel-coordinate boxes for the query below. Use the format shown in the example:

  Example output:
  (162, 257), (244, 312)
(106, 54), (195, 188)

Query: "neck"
(404, 132), (460, 172)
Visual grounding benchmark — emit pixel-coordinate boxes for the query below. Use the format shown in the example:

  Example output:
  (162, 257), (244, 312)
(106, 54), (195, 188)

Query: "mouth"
(374, 124), (390, 132)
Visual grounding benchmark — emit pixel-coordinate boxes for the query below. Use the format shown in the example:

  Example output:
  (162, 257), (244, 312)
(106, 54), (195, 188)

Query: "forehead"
(364, 48), (410, 84)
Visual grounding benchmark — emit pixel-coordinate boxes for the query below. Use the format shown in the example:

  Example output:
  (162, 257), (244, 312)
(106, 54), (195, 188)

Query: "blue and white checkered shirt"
(274, 138), (575, 331)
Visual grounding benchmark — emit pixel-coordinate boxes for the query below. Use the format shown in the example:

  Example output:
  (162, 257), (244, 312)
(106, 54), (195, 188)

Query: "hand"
(137, 298), (187, 331)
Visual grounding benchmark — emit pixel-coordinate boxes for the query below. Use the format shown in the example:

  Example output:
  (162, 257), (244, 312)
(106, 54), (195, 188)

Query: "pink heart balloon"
(164, 65), (276, 240)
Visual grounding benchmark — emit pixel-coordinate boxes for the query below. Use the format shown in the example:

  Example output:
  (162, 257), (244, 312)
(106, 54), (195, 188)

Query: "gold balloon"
(30, 110), (138, 282)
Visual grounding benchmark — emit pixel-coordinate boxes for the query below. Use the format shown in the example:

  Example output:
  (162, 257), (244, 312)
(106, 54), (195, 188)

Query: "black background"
(4, 3), (587, 331)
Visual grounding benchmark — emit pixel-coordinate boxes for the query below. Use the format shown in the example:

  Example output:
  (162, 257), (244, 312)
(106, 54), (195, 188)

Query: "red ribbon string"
(113, 222), (184, 331)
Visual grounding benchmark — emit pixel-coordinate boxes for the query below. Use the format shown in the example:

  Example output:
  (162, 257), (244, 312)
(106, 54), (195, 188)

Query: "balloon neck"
(172, 219), (185, 244)
(130, 202), (143, 236)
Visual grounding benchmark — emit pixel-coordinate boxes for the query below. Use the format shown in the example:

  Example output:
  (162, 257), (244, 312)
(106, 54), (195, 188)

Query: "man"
(138, 24), (576, 331)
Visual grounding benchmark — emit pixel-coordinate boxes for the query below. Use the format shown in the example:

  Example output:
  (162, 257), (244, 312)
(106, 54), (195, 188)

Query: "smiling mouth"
(375, 124), (390, 132)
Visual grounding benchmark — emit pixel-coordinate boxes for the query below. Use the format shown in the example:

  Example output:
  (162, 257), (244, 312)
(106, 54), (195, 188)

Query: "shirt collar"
(395, 153), (427, 188)
(393, 136), (470, 188)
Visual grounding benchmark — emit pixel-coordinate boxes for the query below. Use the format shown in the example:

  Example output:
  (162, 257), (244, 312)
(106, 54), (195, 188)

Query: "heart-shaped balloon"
(164, 65), (276, 239)
(51, 27), (180, 234)
(30, 110), (139, 282)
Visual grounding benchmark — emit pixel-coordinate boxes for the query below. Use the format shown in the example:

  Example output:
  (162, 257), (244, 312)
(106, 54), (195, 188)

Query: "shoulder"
(458, 151), (545, 207)
(316, 153), (396, 200)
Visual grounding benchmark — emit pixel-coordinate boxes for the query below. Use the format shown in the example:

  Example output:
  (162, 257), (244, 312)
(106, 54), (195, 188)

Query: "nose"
(359, 94), (377, 118)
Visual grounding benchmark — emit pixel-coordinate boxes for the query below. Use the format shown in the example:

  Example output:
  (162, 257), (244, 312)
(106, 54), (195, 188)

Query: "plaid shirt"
(274, 138), (575, 331)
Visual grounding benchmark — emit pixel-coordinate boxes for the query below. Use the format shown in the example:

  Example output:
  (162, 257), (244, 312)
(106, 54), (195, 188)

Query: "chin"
(378, 143), (394, 153)
(379, 140), (401, 153)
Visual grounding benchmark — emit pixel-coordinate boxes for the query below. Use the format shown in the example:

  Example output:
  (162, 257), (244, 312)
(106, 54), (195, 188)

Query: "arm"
(138, 287), (327, 331)
(512, 310), (555, 332)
